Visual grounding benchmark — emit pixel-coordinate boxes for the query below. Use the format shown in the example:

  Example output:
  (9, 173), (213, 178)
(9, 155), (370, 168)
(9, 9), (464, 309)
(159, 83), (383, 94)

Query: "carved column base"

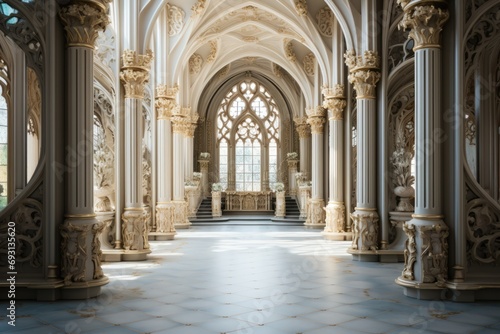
(322, 202), (352, 240)
(150, 203), (177, 241)
(172, 200), (191, 229)
(396, 217), (449, 299)
(60, 217), (109, 294)
(347, 208), (379, 261)
(275, 191), (286, 217)
(304, 198), (326, 229)
(96, 212), (126, 262)
(121, 209), (151, 261)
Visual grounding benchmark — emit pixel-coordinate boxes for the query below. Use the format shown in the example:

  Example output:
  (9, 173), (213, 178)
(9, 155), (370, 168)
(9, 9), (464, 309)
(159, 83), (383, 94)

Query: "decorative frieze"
(399, 4), (449, 50)
(306, 106), (326, 134)
(59, 0), (111, 48)
(120, 49), (154, 99)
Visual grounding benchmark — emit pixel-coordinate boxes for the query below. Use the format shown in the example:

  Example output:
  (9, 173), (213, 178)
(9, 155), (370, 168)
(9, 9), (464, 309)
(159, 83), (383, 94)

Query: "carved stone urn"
(394, 185), (415, 212)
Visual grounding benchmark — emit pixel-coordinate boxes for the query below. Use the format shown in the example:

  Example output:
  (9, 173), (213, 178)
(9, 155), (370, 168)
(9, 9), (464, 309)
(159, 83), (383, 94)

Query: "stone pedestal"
(212, 191), (222, 217)
(173, 200), (191, 229)
(305, 198), (326, 229)
(150, 203), (176, 241)
(275, 191), (285, 217)
(322, 202), (352, 240)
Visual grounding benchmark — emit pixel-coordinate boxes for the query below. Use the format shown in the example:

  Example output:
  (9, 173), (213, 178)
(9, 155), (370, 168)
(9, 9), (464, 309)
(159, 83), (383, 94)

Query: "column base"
(149, 232), (176, 241)
(348, 208), (379, 262)
(171, 200), (191, 229)
(153, 203), (177, 240)
(396, 277), (446, 300)
(323, 202), (347, 238)
(304, 198), (325, 228)
(121, 209), (150, 255)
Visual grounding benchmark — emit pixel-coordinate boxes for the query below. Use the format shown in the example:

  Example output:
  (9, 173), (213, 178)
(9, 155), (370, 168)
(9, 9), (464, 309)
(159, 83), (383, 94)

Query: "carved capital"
(171, 115), (189, 135)
(322, 85), (346, 121)
(306, 106), (326, 134)
(155, 85), (179, 120)
(345, 50), (380, 99)
(59, 1), (111, 48)
(294, 116), (311, 138)
(198, 160), (210, 170)
(399, 5), (449, 50)
(120, 50), (154, 99)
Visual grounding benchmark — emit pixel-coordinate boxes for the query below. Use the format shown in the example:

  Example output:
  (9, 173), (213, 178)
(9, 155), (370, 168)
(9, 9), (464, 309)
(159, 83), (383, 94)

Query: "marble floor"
(3, 225), (500, 334)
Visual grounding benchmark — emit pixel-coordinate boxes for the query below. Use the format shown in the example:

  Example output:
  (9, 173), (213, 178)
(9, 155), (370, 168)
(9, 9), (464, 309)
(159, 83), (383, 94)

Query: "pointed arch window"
(217, 79), (280, 191)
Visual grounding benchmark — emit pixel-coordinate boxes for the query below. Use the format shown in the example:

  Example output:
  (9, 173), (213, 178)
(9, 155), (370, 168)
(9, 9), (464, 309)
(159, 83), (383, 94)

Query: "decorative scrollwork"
(316, 6), (334, 37)
(166, 3), (185, 36)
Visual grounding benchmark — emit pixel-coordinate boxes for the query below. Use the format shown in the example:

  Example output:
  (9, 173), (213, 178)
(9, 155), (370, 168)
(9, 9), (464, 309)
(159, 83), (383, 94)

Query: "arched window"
(217, 79), (280, 191)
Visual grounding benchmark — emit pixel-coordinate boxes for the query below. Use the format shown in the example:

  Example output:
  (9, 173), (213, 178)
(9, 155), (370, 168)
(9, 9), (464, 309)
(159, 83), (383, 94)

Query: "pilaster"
(396, 0), (450, 299)
(345, 50), (381, 260)
(58, 0), (111, 298)
(119, 49), (154, 259)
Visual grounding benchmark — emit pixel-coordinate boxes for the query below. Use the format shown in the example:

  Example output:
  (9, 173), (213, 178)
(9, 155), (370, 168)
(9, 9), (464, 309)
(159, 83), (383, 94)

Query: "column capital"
(155, 85), (179, 120)
(322, 85), (346, 121)
(345, 50), (381, 99)
(59, 0), (111, 48)
(306, 106), (326, 134)
(294, 116), (311, 138)
(399, 3), (449, 51)
(120, 49), (154, 99)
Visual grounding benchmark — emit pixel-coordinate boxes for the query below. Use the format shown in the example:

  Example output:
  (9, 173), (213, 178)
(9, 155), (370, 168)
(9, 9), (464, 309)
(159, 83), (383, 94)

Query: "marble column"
(287, 159), (299, 197)
(396, 1), (450, 299)
(119, 49), (153, 260)
(185, 113), (199, 181)
(322, 85), (351, 241)
(58, 0), (111, 298)
(171, 110), (191, 229)
(345, 50), (381, 261)
(293, 116), (311, 177)
(153, 84), (177, 241)
(199, 158), (210, 198)
(305, 107), (326, 228)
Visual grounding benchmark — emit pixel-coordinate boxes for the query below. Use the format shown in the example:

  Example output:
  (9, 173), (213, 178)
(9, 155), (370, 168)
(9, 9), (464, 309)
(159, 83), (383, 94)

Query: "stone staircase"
(195, 197), (213, 220)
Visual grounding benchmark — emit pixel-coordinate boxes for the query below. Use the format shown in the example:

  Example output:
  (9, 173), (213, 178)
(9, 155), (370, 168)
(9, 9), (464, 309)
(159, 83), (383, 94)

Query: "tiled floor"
(4, 225), (500, 334)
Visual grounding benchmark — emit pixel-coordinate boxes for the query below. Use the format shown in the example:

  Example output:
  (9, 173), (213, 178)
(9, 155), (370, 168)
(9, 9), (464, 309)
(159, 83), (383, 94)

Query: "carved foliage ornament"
(120, 49), (154, 99)
(420, 224), (449, 286)
(294, 116), (310, 138)
(350, 211), (379, 251)
(303, 52), (315, 76)
(295, 0), (308, 16)
(189, 53), (203, 74)
(399, 5), (449, 50)
(191, 0), (207, 16)
(156, 205), (176, 233)
(324, 203), (346, 233)
(306, 107), (326, 134)
(206, 40), (218, 63)
(59, 1), (111, 48)
(317, 6), (334, 37)
(121, 211), (149, 251)
(284, 39), (297, 63)
(156, 84), (179, 119)
(345, 50), (381, 99)
(166, 3), (185, 36)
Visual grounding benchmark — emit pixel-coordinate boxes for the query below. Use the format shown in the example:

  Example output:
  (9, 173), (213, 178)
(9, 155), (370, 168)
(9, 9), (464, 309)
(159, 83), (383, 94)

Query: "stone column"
(322, 85), (350, 241)
(293, 116), (311, 177)
(396, 1), (450, 299)
(305, 107), (326, 228)
(153, 85), (177, 241)
(171, 110), (191, 229)
(119, 49), (153, 259)
(185, 113), (199, 181)
(275, 191), (286, 217)
(58, 0), (110, 297)
(199, 158), (210, 197)
(345, 50), (381, 261)
(287, 159), (299, 196)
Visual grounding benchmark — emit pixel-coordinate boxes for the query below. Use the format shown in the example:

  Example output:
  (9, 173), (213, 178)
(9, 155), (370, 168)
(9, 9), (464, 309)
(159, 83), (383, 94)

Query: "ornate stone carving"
(322, 84), (346, 121)
(216, 65), (230, 80)
(59, 1), (111, 48)
(306, 107), (326, 134)
(156, 204), (177, 234)
(173, 201), (190, 227)
(212, 191), (222, 217)
(156, 85), (179, 119)
(121, 210), (149, 251)
(60, 222), (90, 283)
(303, 52), (315, 76)
(273, 63), (283, 78)
(120, 49), (154, 99)
(324, 203), (346, 233)
(399, 5), (449, 50)
(345, 50), (381, 99)
(166, 3), (185, 36)
(295, 0), (308, 16)
(91, 222), (105, 279)
(206, 40), (218, 63)
(305, 199), (326, 227)
(95, 28), (116, 68)
(420, 224), (449, 286)
(93, 124), (115, 212)
(350, 211), (379, 251)
(191, 0), (207, 16)
(284, 39), (297, 63)
(294, 116), (311, 138)
(402, 222), (417, 280)
(316, 6), (334, 37)
(189, 53), (203, 74)
(142, 145), (152, 206)
(27, 68), (42, 131)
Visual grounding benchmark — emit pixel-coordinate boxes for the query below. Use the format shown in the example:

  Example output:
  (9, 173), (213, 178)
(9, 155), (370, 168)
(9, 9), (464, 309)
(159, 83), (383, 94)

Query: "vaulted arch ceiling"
(143, 0), (361, 117)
